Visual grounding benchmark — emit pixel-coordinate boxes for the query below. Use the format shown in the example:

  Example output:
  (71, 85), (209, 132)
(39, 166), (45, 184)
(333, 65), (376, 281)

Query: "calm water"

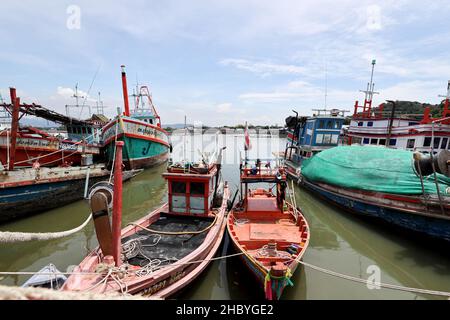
(1, 134), (449, 300)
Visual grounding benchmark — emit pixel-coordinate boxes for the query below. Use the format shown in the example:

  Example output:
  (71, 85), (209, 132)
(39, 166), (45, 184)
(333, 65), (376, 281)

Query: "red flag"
(244, 122), (251, 151)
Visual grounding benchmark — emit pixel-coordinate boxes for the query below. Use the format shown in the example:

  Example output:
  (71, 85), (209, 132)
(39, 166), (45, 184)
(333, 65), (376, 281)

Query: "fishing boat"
(101, 66), (171, 170)
(227, 156), (310, 300)
(0, 88), (103, 169)
(300, 145), (450, 241)
(62, 143), (229, 298)
(343, 61), (450, 152)
(283, 108), (347, 183)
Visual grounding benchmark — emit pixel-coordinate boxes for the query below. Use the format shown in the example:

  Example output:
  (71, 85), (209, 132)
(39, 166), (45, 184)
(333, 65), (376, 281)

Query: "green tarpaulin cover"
(301, 146), (450, 196)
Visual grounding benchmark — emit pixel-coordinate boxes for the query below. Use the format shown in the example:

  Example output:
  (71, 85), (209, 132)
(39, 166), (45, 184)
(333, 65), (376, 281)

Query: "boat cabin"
(162, 163), (219, 216)
(285, 109), (347, 166)
(239, 158), (288, 212)
(130, 86), (162, 127)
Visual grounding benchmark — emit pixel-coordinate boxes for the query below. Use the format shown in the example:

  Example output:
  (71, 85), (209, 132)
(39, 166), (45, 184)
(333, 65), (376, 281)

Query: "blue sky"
(1, 0), (450, 126)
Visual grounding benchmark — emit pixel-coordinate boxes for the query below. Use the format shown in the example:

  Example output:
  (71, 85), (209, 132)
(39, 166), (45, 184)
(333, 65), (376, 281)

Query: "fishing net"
(301, 146), (450, 195)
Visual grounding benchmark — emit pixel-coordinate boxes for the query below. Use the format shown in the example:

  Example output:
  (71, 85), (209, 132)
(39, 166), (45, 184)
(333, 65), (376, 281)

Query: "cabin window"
(370, 139), (378, 145)
(363, 138), (370, 144)
(407, 139), (415, 149)
(171, 181), (186, 194)
(389, 139), (397, 146)
(82, 127), (87, 134)
(423, 137), (431, 147)
(149, 119), (153, 124)
(379, 139), (386, 146)
(433, 137), (441, 149)
(358, 122), (363, 127)
(326, 121), (333, 129)
(190, 182), (205, 195)
(315, 134), (324, 144)
(367, 122), (374, 127)
(441, 138), (448, 149)
(334, 121), (341, 129)
(318, 120), (324, 129)
(323, 134), (332, 144)
(331, 134), (338, 144)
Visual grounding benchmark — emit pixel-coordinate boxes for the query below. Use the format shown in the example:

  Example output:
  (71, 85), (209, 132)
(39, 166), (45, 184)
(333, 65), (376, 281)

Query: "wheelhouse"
(163, 164), (219, 216)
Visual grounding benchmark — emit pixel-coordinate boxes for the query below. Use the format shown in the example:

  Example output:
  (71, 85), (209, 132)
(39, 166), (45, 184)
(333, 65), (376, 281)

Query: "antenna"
(324, 60), (328, 108)
(95, 91), (105, 115)
(359, 59), (379, 103)
(438, 80), (450, 100)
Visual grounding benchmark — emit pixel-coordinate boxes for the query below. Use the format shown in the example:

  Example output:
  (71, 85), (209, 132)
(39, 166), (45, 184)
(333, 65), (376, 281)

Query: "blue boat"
(0, 165), (140, 223)
(284, 109), (347, 183)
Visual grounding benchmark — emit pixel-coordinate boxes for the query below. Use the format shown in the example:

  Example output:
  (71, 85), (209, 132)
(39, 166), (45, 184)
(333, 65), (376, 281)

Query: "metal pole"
(8, 88), (20, 171)
(385, 100), (396, 147)
(112, 141), (124, 266)
(121, 65), (130, 117)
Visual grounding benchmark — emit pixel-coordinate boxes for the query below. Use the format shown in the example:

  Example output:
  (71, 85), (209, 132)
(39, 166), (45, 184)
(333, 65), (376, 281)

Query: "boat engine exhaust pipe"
(414, 150), (450, 177)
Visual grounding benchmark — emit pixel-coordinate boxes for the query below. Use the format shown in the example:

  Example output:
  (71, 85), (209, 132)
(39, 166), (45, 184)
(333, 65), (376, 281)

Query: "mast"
(438, 80), (450, 118)
(121, 65), (131, 117)
(357, 60), (379, 117)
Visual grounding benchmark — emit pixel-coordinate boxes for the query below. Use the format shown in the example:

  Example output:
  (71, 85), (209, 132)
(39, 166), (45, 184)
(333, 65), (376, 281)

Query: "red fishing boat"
(227, 157), (310, 300)
(0, 88), (102, 169)
(62, 143), (229, 298)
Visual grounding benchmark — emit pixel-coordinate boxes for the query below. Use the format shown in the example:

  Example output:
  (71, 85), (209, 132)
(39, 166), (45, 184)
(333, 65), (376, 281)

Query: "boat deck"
(122, 213), (213, 267)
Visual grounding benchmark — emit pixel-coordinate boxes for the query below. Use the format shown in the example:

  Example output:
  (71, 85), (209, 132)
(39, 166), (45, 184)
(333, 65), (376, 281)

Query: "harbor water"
(1, 134), (449, 299)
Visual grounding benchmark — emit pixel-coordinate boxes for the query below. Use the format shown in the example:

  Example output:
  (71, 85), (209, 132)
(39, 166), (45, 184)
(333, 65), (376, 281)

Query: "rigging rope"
(1, 252), (449, 297)
(127, 213), (218, 236)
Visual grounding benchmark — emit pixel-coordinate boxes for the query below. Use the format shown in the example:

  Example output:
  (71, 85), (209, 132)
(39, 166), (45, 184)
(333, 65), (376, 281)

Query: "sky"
(1, 0), (450, 126)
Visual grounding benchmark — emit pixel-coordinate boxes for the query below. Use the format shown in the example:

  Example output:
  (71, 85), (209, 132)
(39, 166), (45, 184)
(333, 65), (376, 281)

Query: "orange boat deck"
(228, 192), (308, 268)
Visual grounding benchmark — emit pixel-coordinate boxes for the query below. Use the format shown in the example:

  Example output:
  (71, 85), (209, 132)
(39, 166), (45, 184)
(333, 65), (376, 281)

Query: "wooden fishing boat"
(227, 158), (309, 300)
(62, 143), (229, 298)
(0, 88), (104, 169)
(102, 66), (170, 170)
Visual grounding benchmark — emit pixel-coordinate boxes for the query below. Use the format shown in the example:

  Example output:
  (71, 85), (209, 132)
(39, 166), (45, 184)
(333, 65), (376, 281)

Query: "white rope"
(299, 260), (450, 297)
(0, 214), (92, 243)
(234, 218), (249, 226)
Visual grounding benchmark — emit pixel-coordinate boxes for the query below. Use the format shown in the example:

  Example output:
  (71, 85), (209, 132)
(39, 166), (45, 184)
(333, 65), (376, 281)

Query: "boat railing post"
(112, 141), (124, 266)
(8, 88), (20, 171)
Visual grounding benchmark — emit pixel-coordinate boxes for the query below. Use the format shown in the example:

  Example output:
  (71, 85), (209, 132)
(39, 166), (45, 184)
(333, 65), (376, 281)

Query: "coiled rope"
(0, 214), (92, 243)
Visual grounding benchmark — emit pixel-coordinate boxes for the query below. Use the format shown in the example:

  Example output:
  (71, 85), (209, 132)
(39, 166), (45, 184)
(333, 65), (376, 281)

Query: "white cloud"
(216, 103), (233, 113)
(220, 59), (307, 76)
(55, 86), (95, 102)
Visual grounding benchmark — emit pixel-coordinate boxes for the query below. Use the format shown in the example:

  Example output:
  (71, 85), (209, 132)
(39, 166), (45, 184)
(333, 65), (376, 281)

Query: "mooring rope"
(298, 260), (450, 297)
(0, 251), (449, 297)
(0, 214), (92, 243)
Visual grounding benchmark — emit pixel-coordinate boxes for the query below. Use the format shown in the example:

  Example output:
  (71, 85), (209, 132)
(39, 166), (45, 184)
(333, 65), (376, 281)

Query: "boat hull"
(226, 188), (310, 300)
(102, 117), (170, 170)
(302, 178), (450, 242)
(0, 136), (100, 168)
(0, 166), (139, 223)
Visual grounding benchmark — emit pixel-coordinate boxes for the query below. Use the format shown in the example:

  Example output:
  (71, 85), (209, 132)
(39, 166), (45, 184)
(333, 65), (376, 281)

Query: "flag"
(244, 121), (251, 151)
